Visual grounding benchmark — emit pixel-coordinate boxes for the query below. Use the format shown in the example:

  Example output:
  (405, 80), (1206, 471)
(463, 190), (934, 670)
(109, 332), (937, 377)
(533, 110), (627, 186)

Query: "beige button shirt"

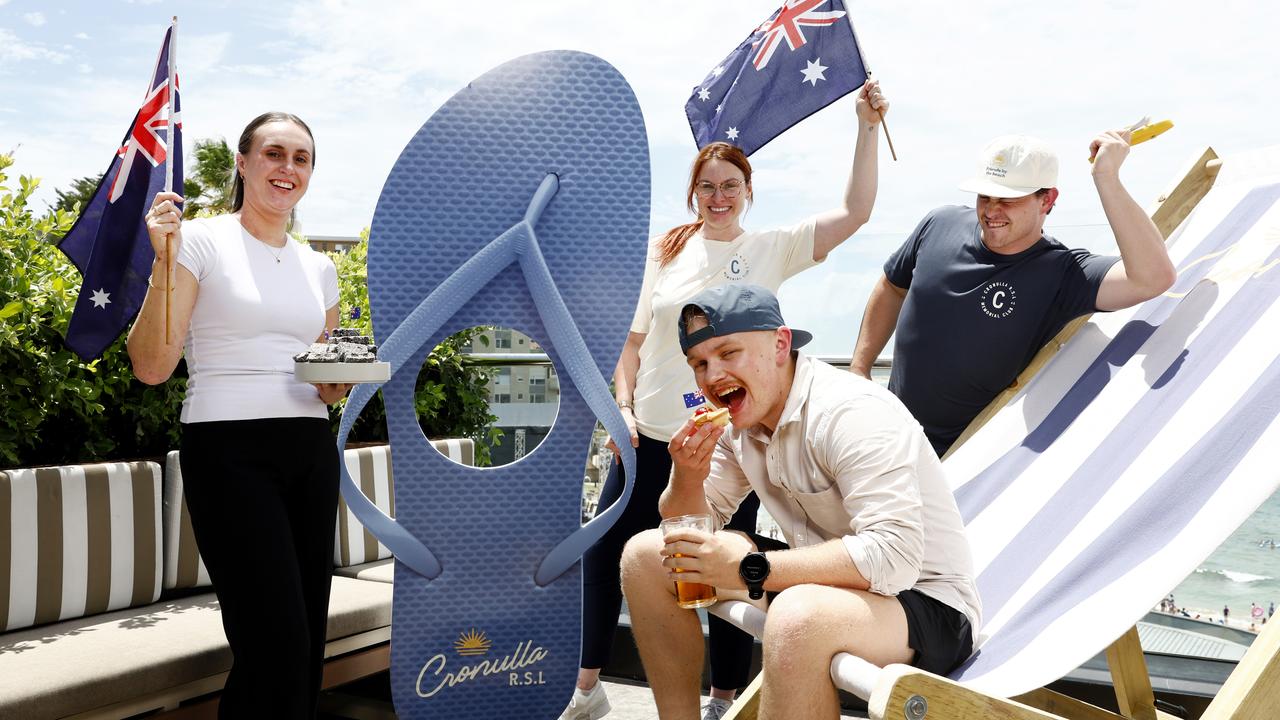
(704, 353), (982, 636)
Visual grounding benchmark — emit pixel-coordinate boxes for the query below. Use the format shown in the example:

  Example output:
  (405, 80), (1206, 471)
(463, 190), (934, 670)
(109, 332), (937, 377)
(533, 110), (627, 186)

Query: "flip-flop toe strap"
(338, 173), (637, 587)
(337, 385), (441, 577)
(515, 214), (636, 585)
(337, 219), (527, 579)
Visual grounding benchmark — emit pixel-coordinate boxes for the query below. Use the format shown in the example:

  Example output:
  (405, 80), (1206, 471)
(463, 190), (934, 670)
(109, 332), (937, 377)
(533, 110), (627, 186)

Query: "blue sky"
(3, 1), (1278, 354)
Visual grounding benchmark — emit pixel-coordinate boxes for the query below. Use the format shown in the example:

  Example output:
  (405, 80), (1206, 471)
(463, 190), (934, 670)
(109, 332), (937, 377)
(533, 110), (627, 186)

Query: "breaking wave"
(1195, 567), (1274, 584)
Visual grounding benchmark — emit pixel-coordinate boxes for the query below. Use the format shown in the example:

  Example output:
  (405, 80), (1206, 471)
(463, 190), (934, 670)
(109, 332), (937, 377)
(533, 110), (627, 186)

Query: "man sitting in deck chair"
(620, 284), (982, 720)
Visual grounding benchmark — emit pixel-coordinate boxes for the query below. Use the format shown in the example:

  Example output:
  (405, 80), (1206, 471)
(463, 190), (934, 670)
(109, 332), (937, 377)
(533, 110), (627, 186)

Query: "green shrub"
(0, 153), (185, 467)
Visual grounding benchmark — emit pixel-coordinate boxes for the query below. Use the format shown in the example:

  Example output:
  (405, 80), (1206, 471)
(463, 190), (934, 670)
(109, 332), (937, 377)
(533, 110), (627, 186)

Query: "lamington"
(293, 329), (379, 364)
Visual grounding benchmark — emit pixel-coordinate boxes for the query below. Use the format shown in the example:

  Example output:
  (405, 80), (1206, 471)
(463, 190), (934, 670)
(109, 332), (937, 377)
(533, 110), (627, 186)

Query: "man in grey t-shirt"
(850, 132), (1177, 456)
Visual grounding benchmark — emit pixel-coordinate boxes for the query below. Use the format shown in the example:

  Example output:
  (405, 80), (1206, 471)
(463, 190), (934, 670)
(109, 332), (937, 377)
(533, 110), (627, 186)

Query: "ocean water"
(1166, 487), (1280, 625)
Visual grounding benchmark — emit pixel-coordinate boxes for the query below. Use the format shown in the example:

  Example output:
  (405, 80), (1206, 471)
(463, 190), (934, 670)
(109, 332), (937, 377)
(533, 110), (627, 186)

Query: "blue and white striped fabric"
(946, 162), (1280, 697)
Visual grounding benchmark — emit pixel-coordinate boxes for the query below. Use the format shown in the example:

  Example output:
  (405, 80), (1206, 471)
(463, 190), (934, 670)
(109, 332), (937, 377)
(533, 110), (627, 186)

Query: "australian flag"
(59, 24), (181, 360)
(685, 0), (866, 157)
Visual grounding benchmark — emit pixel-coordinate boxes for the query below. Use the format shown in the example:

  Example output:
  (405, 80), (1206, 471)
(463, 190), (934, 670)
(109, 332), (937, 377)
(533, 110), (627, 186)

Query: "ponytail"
(655, 220), (704, 267)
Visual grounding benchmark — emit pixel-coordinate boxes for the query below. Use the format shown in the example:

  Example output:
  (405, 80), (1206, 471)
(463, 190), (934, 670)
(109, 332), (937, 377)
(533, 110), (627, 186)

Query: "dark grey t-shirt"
(885, 205), (1117, 456)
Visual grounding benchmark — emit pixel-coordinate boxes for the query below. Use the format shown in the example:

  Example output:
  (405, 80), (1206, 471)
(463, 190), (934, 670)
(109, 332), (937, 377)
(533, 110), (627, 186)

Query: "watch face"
(740, 553), (770, 583)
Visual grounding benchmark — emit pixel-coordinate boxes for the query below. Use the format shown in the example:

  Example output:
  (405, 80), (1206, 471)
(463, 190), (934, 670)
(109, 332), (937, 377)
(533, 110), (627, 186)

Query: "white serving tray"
(294, 361), (391, 384)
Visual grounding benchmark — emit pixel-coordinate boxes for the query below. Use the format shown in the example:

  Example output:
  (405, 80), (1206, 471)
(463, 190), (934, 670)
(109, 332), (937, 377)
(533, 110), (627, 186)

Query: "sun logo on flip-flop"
(454, 628), (492, 656)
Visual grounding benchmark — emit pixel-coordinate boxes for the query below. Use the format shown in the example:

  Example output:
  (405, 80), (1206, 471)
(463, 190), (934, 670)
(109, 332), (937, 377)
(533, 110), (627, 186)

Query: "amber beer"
(660, 514), (717, 610)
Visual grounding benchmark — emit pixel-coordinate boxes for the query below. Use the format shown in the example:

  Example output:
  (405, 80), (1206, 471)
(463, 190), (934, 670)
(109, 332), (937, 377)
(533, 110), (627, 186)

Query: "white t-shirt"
(177, 214), (340, 423)
(630, 219), (819, 440)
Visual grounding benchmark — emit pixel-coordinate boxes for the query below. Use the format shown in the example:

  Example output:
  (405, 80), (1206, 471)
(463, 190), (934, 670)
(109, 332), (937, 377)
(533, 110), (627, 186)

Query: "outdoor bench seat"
(0, 576), (391, 720)
(0, 439), (471, 719)
(335, 557), (395, 584)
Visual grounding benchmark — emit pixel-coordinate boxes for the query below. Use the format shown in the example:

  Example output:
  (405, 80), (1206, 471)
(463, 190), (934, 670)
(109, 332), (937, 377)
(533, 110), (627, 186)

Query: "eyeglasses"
(694, 179), (745, 199)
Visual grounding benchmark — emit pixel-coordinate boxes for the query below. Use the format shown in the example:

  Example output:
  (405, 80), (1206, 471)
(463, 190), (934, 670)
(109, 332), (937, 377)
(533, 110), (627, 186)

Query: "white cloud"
(779, 264), (886, 354)
(75, 32), (90, 40)
(248, 0), (813, 234)
(77, 63), (92, 74)
(218, 64), (276, 78)
(255, 0), (1280, 239)
(23, 12), (47, 27)
(11, 0), (1280, 250)
(183, 32), (231, 69)
(0, 29), (69, 64)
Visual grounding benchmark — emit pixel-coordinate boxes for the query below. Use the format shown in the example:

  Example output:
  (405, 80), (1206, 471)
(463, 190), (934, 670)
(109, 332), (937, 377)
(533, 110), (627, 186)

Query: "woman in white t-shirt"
(564, 82), (890, 720)
(127, 112), (350, 719)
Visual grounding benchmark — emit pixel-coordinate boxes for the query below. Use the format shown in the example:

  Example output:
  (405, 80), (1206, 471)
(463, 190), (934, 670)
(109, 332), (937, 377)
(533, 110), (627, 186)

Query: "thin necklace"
(236, 213), (288, 263)
(261, 240), (287, 263)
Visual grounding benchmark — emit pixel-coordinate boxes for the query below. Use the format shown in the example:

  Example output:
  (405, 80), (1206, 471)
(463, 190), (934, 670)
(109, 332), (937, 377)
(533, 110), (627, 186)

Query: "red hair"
(655, 142), (752, 267)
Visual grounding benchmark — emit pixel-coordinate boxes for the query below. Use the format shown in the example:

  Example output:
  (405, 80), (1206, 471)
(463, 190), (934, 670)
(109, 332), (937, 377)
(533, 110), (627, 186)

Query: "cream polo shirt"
(630, 219), (819, 441)
(704, 353), (982, 637)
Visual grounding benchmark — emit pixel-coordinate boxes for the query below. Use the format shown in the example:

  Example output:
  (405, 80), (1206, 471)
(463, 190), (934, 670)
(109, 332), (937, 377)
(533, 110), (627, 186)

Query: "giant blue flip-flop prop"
(336, 51), (649, 719)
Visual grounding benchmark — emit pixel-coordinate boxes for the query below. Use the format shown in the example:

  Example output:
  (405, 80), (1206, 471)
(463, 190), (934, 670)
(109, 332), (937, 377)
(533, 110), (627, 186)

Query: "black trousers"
(181, 417), (340, 719)
(582, 433), (760, 690)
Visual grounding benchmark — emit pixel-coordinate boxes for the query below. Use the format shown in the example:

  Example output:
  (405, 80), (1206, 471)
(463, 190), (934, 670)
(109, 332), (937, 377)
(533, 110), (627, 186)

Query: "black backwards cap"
(677, 283), (812, 355)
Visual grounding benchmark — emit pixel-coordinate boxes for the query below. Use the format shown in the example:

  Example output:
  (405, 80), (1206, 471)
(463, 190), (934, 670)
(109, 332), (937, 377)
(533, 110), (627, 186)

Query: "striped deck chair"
(712, 145), (1280, 720)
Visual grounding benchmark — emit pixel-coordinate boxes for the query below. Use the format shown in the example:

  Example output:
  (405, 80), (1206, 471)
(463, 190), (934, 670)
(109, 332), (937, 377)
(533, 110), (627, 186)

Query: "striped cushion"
(161, 451), (211, 591)
(0, 462), (162, 632)
(431, 437), (475, 466)
(334, 439), (474, 568)
(335, 446), (395, 568)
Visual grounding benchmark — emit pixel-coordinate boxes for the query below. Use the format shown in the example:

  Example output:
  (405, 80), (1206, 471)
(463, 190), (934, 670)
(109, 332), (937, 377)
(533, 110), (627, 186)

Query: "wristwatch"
(738, 552), (771, 600)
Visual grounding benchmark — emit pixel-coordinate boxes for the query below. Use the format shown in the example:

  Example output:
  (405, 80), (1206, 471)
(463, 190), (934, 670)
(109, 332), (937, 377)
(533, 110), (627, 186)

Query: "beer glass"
(660, 514), (717, 609)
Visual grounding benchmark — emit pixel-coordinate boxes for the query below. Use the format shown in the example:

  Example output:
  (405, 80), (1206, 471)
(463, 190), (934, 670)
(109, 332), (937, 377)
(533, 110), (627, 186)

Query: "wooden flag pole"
(163, 16), (177, 345)
(164, 243), (173, 343)
(842, 7), (897, 161)
(877, 104), (897, 161)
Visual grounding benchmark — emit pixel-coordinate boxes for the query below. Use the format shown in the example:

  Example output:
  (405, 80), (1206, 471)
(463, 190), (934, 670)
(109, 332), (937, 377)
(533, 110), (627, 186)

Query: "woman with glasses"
(563, 81), (889, 720)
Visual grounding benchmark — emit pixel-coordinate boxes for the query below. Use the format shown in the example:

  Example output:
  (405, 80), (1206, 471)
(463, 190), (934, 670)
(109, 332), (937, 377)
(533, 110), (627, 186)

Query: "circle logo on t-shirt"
(723, 253), (750, 281)
(979, 281), (1017, 319)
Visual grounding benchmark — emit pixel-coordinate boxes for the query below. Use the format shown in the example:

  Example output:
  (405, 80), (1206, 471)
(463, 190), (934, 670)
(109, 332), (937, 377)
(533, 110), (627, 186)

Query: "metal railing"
(462, 352), (892, 372)
(462, 352), (891, 466)
(462, 352), (558, 367)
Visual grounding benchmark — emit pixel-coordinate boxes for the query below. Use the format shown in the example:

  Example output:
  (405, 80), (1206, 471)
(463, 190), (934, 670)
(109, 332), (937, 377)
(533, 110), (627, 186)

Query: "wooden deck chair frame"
(717, 147), (1280, 720)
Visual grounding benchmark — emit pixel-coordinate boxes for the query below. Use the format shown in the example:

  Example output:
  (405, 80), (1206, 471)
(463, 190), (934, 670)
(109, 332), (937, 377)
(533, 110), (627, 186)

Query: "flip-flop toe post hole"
(366, 50), (649, 718)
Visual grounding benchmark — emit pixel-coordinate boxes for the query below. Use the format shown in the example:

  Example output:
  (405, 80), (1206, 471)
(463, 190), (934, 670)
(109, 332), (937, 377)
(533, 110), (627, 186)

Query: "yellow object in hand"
(1090, 118), (1173, 162)
(1129, 119), (1173, 146)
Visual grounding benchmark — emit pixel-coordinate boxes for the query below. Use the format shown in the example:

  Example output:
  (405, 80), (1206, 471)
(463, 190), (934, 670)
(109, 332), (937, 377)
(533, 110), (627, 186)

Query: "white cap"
(957, 135), (1058, 198)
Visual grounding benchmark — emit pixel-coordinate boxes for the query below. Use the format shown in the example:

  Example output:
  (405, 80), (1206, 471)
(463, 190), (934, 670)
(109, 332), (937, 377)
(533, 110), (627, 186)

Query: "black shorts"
(745, 532), (791, 554)
(896, 589), (973, 675)
(747, 531), (972, 675)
